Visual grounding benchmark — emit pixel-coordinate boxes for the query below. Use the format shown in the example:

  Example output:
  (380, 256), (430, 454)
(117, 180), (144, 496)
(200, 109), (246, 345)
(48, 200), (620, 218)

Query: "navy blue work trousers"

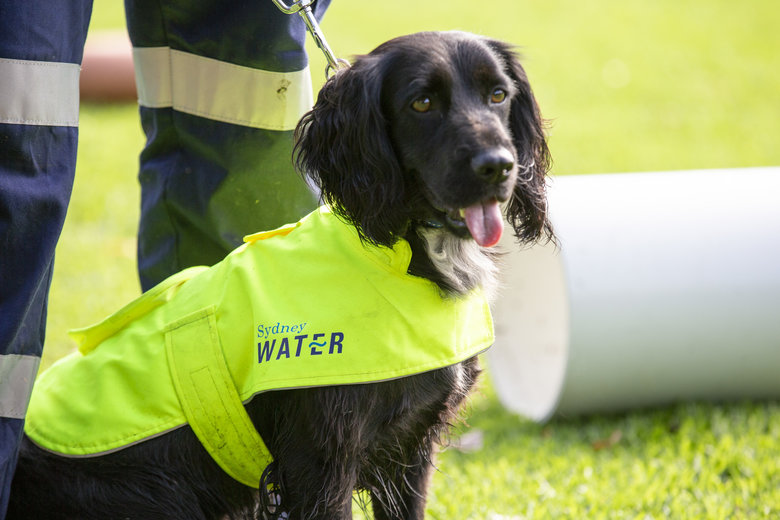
(0, 1), (329, 517)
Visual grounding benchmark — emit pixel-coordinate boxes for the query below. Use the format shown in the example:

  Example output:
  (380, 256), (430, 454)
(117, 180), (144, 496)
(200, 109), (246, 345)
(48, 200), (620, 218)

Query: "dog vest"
(25, 206), (494, 488)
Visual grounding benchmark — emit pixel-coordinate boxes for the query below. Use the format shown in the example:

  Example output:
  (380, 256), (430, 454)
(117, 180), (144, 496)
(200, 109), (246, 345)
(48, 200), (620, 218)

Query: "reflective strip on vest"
(0, 354), (40, 419)
(0, 58), (80, 127)
(132, 47), (313, 131)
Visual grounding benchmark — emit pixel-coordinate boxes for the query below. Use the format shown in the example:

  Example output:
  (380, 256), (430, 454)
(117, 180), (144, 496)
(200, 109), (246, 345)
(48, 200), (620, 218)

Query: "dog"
(9, 31), (552, 519)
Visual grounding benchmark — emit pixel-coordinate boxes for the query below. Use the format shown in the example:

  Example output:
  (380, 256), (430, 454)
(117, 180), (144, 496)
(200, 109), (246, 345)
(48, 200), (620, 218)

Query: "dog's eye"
(411, 97), (432, 113)
(490, 88), (507, 104)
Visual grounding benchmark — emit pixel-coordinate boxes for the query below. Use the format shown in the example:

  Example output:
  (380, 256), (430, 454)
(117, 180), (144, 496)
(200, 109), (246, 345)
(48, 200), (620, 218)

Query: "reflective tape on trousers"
(132, 47), (314, 131)
(0, 354), (40, 419)
(0, 58), (80, 127)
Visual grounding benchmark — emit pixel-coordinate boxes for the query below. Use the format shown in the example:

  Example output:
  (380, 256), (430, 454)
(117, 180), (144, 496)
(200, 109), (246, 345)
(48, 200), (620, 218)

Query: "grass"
(427, 394), (780, 519)
(41, 0), (780, 518)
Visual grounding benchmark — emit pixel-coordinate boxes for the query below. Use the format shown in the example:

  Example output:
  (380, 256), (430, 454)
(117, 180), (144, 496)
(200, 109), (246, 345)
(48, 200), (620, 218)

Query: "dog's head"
(294, 31), (553, 249)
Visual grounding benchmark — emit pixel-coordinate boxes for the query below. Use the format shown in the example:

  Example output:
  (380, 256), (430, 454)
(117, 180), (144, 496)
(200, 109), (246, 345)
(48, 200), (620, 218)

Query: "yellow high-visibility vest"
(25, 206), (494, 488)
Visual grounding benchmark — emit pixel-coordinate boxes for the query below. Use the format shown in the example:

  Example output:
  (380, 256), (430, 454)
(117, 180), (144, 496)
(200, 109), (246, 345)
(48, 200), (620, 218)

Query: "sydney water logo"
(257, 322), (344, 363)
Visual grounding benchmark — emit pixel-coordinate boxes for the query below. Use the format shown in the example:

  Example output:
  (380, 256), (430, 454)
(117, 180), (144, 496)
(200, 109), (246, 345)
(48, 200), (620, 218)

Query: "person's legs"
(125, 0), (331, 290)
(0, 2), (92, 516)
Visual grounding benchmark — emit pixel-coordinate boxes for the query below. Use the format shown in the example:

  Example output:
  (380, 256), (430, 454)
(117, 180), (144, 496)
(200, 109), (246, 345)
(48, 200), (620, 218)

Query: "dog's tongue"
(463, 200), (503, 247)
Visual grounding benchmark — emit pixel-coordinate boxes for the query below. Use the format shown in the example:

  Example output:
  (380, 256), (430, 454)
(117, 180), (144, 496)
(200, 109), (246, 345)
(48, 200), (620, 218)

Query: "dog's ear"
(487, 40), (555, 245)
(294, 59), (407, 247)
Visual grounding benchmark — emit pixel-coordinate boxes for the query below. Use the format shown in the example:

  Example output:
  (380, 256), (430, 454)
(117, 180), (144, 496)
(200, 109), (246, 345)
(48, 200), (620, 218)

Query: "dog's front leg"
(369, 447), (433, 520)
(277, 463), (357, 520)
(252, 388), (365, 520)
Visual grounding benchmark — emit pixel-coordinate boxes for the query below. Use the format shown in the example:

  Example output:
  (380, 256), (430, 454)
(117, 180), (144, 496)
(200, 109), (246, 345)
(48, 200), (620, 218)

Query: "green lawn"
(43, 1), (780, 518)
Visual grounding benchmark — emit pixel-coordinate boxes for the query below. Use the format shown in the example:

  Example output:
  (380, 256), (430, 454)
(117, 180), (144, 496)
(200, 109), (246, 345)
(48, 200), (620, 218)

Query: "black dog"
(9, 31), (552, 519)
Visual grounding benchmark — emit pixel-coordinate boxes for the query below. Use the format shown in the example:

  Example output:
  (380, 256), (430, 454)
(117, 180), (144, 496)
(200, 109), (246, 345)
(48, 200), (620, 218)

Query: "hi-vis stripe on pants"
(0, 356), (40, 420)
(0, 58), (80, 127)
(132, 47), (314, 131)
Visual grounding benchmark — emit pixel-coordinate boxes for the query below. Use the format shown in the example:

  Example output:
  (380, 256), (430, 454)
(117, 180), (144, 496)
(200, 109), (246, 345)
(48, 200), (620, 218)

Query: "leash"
(271, 0), (349, 78)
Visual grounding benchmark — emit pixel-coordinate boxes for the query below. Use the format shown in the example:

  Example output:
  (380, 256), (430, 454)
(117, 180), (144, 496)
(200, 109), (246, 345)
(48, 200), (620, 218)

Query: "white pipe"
(489, 168), (780, 422)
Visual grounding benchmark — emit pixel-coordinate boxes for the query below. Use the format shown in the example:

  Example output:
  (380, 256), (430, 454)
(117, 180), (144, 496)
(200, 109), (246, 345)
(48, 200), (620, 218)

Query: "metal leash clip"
(271, 0), (350, 78)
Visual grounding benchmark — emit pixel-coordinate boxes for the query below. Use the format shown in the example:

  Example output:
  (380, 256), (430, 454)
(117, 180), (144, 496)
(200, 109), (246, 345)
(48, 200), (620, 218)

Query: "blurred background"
(44, 1), (779, 517)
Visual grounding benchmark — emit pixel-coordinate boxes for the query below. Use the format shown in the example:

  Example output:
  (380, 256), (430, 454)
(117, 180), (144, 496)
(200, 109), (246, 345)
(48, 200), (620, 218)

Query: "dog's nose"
(471, 148), (515, 183)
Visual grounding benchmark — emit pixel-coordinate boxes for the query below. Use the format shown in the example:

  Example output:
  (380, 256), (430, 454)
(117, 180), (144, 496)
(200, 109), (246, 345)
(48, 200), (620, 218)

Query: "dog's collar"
(416, 211), (471, 239)
(418, 218), (445, 229)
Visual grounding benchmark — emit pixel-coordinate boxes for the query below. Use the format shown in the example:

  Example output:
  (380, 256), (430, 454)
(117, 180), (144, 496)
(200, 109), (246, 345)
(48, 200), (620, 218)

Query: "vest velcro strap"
(165, 307), (271, 488)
